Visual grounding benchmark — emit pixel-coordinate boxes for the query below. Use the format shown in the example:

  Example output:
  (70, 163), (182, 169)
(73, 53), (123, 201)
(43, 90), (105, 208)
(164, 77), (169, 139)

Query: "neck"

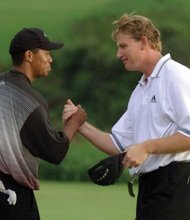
(13, 65), (34, 82)
(141, 51), (162, 77)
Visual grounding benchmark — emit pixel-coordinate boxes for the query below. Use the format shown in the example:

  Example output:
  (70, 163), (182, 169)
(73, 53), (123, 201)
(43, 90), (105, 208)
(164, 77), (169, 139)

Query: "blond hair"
(112, 13), (162, 52)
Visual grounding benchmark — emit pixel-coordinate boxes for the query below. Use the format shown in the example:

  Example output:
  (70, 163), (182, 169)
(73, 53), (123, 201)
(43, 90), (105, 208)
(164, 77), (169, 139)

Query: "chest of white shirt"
(130, 77), (167, 125)
(135, 78), (161, 106)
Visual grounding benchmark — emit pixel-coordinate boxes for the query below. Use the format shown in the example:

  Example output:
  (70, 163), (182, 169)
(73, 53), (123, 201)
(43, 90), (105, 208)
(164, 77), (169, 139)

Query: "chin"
(125, 65), (136, 71)
(125, 65), (131, 71)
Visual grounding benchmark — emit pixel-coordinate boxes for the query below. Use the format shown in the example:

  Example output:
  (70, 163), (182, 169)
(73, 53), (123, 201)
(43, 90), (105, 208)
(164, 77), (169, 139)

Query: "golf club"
(127, 121), (173, 197)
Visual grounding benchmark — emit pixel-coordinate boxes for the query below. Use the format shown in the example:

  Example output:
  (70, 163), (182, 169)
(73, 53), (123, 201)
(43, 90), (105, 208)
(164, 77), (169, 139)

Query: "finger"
(122, 153), (132, 168)
(62, 112), (74, 121)
(63, 109), (77, 117)
(62, 108), (78, 120)
(63, 108), (72, 115)
(122, 152), (129, 165)
(77, 104), (81, 107)
(64, 103), (78, 113)
(63, 105), (70, 112)
(67, 99), (76, 107)
(128, 161), (138, 168)
(123, 160), (131, 168)
(64, 106), (77, 113)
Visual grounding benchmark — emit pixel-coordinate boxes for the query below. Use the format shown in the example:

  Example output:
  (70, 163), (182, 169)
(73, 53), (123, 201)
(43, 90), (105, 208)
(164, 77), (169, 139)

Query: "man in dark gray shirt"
(0, 28), (87, 220)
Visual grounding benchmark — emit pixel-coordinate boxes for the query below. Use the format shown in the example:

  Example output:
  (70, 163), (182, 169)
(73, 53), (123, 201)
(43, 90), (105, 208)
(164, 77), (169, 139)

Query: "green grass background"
(2, 1), (190, 219)
(35, 182), (137, 220)
(0, 1), (138, 219)
(0, 0), (112, 66)
(2, 1), (177, 219)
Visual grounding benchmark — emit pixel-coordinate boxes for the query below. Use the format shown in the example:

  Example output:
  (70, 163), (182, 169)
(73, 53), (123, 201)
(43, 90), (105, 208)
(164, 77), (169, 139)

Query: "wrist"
(78, 122), (87, 133)
(143, 140), (155, 154)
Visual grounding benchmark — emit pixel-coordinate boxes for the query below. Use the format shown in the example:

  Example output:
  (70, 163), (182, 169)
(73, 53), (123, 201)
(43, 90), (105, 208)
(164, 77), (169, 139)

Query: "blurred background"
(1, 0), (190, 182)
(0, 0), (190, 181)
(2, 1), (190, 219)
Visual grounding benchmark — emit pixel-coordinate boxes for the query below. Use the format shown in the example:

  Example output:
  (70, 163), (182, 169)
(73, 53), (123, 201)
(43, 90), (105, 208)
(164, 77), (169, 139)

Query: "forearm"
(21, 109), (70, 164)
(78, 122), (119, 155)
(63, 120), (79, 141)
(123, 132), (190, 168)
(63, 106), (87, 141)
(144, 132), (190, 154)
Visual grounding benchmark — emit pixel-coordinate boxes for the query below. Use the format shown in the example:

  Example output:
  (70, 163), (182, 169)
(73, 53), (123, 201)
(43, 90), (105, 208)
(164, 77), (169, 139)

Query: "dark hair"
(11, 48), (40, 66)
(11, 52), (25, 66)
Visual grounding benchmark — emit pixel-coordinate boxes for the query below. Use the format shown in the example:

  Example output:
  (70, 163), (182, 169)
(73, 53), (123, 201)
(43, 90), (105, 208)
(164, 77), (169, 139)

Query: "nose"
(116, 48), (122, 59)
(49, 56), (53, 63)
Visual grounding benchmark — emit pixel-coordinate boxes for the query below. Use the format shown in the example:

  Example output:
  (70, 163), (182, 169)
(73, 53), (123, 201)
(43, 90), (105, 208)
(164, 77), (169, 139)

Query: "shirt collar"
(139, 53), (171, 86)
(151, 53), (171, 78)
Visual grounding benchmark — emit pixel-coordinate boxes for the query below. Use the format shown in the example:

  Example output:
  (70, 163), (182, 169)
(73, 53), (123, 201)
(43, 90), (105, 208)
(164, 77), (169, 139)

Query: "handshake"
(63, 99), (87, 127)
(63, 99), (86, 123)
(62, 99), (87, 140)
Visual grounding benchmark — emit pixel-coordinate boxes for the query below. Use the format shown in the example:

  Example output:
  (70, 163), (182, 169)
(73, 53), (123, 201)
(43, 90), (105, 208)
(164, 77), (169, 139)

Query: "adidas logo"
(150, 95), (156, 103)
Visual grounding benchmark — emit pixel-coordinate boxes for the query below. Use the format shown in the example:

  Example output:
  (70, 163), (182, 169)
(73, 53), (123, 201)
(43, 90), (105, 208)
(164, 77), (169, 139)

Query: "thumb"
(67, 99), (76, 107)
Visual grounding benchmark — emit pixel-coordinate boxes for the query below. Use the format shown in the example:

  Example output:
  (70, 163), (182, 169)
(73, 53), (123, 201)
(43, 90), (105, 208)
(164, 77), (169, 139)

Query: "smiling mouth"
(122, 59), (128, 64)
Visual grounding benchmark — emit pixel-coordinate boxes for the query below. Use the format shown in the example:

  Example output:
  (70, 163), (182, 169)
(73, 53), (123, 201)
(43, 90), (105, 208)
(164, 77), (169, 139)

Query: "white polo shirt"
(110, 54), (190, 174)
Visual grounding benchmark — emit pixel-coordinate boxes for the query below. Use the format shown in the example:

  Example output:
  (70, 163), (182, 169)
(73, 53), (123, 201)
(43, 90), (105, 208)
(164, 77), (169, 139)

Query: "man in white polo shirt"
(63, 13), (190, 220)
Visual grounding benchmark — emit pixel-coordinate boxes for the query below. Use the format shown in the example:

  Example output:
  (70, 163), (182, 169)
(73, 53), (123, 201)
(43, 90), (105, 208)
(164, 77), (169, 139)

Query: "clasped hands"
(63, 99), (149, 169)
(63, 99), (87, 127)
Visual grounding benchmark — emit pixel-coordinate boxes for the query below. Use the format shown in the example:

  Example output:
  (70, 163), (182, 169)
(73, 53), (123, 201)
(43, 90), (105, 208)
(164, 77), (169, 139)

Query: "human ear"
(25, 50), (33, 62)
(140, 36), (148, 49)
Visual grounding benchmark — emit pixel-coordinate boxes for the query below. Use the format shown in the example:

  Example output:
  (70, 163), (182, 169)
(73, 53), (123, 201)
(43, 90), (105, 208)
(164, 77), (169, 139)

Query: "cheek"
(131, 47), (141, 58)
(39, 59), (48, 68)
(34, 60), (47, 72)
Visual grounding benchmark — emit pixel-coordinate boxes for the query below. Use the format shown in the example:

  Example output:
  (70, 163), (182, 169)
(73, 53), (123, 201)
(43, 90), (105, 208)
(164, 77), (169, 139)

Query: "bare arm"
(78, 122), (120, 155)
(145, 132), (190, 154)
(123, 132), (190, 168)
(63, 99), (120, 155)
(63, 106), (87, 141)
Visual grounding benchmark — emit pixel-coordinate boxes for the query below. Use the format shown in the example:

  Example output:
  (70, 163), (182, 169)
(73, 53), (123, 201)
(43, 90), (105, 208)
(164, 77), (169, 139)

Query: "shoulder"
(165, 59), (190, 77)
(160, 59), (190, 87)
